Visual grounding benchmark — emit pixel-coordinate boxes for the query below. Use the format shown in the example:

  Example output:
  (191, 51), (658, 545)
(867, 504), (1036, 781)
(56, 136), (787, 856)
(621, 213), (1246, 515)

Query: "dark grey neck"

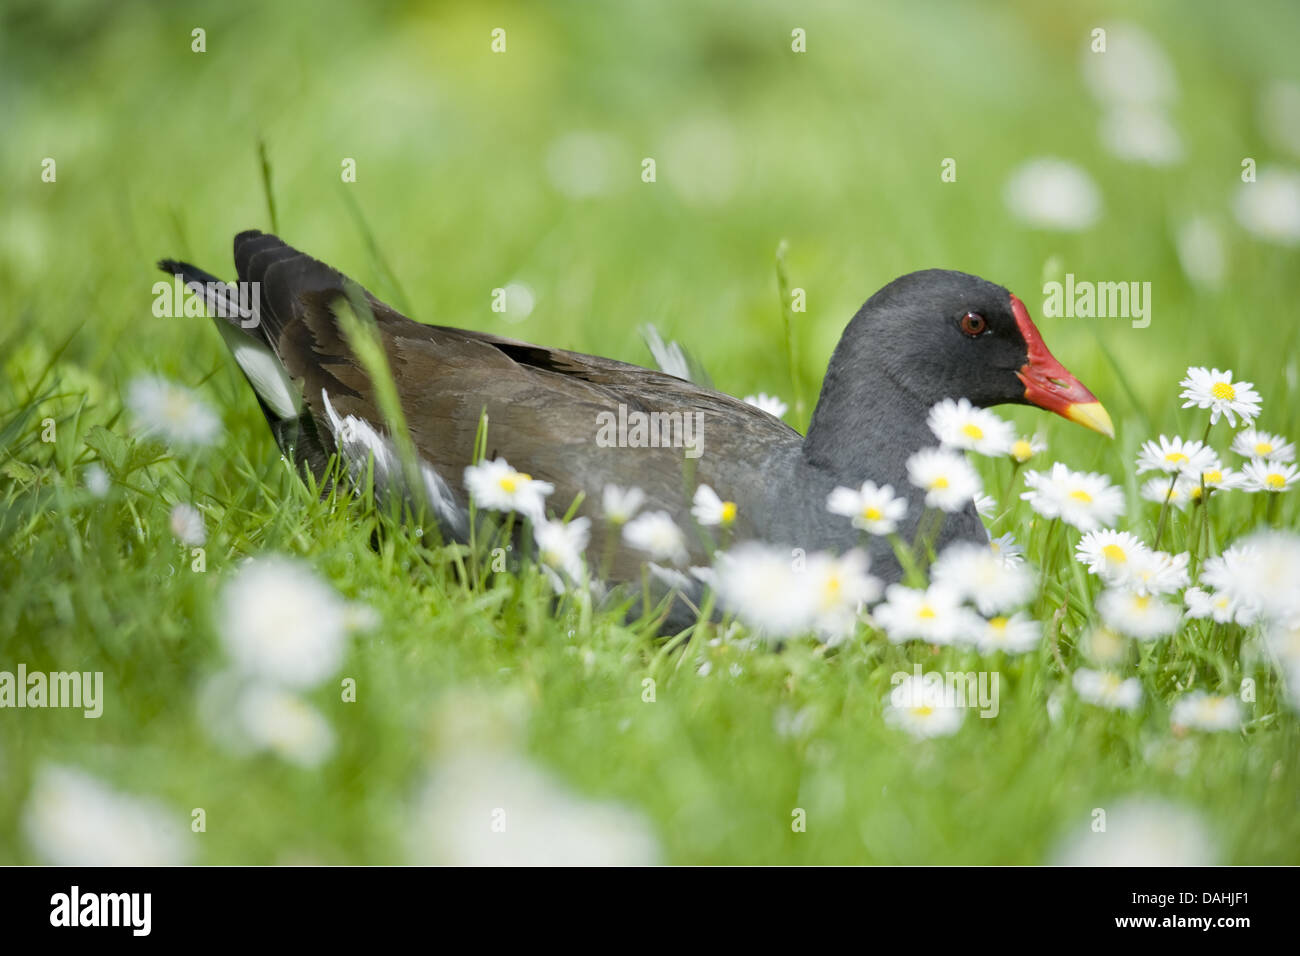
(800, 331), (936, 491)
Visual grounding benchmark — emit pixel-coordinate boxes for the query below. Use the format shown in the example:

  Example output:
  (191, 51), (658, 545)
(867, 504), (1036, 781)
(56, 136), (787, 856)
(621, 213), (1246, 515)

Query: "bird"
(159, 231), (1112, 628)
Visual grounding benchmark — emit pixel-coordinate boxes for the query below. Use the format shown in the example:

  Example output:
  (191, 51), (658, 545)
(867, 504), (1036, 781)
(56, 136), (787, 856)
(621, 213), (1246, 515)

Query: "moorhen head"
(158, 234), (1112, 626)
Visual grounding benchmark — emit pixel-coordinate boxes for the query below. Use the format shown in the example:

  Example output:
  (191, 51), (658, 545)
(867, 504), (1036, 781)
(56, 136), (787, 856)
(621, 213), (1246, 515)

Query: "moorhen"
(158, 232), (1112, 623)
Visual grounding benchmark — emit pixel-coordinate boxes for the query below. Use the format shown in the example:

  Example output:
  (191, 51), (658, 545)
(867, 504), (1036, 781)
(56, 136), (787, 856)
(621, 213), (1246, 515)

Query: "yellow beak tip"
(1065, 402), (1115, 439)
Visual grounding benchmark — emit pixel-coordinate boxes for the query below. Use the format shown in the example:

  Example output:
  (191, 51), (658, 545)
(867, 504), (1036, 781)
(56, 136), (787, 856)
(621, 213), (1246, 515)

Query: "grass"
(2, 0), (1299, 864)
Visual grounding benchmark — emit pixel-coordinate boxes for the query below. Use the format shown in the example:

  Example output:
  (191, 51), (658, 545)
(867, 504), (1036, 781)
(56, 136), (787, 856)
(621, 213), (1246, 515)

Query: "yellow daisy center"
(1102, 544), (1127, 563)
(1266, 473), (1285, 489)
(498, 472), (529, 493)
(721, 501), (737, 525)
(1164, 452), (1188, 463)
(862, 506), (883, 521)
(913, 705), (934, 717)
(931, 476), (950, 490)
(1069, 489), (1093, 503)
(917, 605), (937, 620)
(1203, 470), (1222, 484)
(1011, 439), (1033, 461)
(962, 423), (984, 440)
(1255, 442), (1274, 455)
(1211, 381), (1235, 400)
(1133, 595), (1151, 611)
(989, 616), (1008, 631)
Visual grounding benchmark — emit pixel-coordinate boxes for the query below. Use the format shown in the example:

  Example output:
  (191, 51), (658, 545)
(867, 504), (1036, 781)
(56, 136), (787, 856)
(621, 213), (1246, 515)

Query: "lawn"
(2, 0), (1298, 864)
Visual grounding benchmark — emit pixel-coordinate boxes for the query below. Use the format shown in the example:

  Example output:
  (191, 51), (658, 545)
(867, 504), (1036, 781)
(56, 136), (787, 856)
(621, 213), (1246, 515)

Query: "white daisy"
(1021, 463), (1124, 532)
(1003, 158), (1102, 231)
(1051, 798), (1216, 866)
(1124, 549), (1191, 596)
(1233, 166), (1300, 245)
(826, 480), (908, 536)
(1135, 435), (1217, 476)
(1080, 626), (1128, 665)
(1072, 668), (1143, 711)
(463, 458), (553, 519)
(1241, 458), (1299, 493)
(1009, 435), (1047, 464)
(1232, 429), (1295, 463)
(21, 764), (193, 866)
(1203, 531), (1300, 624)
(1179, 464), (1245, 501)
(974, 612), (1042, 654)
(906, 447), (982, 513)
(126, 375), (222, 448)
(930, 540), (1035, 615)
(84, 463), (110, 498)
(743, 393), (788, 419)
(1178, 366), (1262, 427)
(871, 583), (979, 646)
(803, 550), (881, 644)
(622, 510), (689, 565)
(1141, 476), (1191, 511)
(217, 555), (351, 689)
(691, 484), (737, 527)
(236, 684), (336, 768)
(973, 494), (997, 518)
(988, 533), (1025, 566)
(1182, 586), (1245, 625)
(1170, 691), (1242, 733)
(601, 484), (645, 525)
(1097, 588), (1181, 640)
(1075, 529), (1149, 585)
(712, 542), (815, 638)
(169, 502), (206, 547)
(534, 516), (590, 582)
(926, 398), (1015, 456)
(883, 674), (966, 739)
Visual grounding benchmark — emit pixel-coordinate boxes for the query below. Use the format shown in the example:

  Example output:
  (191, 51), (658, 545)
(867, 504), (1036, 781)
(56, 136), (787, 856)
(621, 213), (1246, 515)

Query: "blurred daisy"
(1231, 429), (1294, 463)
(906, 447), (982, 512)
(872, 583), (978, 646)
(1076, 529), (1149, 584)
(535, 516), (590, 582)
(691, 484), (737, 528)
(1136, 435), (1217, 476)
(622, 510), (688, 565)
(1181, 464), (1245, 499)
(1009, 434), (1046, 463)
(884, 674), (965, 739)
(988, 533), (1025, 566)
(1178, 366), (1262, 427)
(1081, 626), (1128, 665)
(1004, 158), (1102, 231)
(464, 458), (554, 519)
(1080, 22), (1177, 106)
(218, 555), (350, 689)
(973, 494), (997, 518)
(1097, 588), (1180, 640)
(1141, 476), (1191, 511)
(1241, 458), (1298, 493)
(126, 375), (222, 448)
(713, 542), (813, 637)
(1099, 106), (1182, 165)
(1182, 586), (1248, 625)
(1052, 797), (1216, 866)
(974, 612), (1042, 654)
(642, 325), (691, 380)
(927, 398), (1014, 456)
(826, 480), (908, 536)
(930, 540), (1035, 615)
(1125, 549), (1191, 596)
(1233, 167), (1300, 246)
(804, 550), (881, 644)
(1174, 216), (1226, 290)
(601, 484), (645, 525)
(236, 684), (335, 768)
(84, 463), (110, 498)
(169, 502), (206, 547)
(1072, 668), (1143, 711)
(1021, 463), (1124, 531)
(1202, 532), (1300, 624)
(22, 764), (192, 866)
(1170, 691), (1242, 733)
(743, 393), (788, 419)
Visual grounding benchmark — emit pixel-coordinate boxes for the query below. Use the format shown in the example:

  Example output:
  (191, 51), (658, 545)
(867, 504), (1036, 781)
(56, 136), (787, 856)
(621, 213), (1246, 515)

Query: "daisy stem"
(889, 532), (924, 587)
(1266, 491), (1280, 527)
(1038, 518), (1060, 609)
(1002, 459), (1023, 508)
(1153, 473), (1178, 550)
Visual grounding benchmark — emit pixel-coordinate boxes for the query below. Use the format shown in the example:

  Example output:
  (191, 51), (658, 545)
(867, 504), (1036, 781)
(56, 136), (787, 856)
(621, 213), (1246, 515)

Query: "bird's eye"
(960, 311), (987, 337)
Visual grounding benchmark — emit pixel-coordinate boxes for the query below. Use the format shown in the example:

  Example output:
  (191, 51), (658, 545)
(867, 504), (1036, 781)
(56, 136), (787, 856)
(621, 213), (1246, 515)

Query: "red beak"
(1010, 294), (1114, 438)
